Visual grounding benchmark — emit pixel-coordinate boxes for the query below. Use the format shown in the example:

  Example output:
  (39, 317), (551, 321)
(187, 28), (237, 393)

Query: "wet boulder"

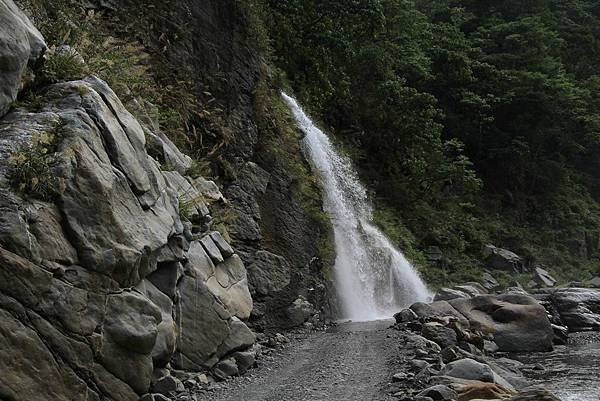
(550, 288), (600, 331)
(441, 358), (494, 382)
(431, 376), (516, 400)
(410, 301), (470, 327)
(394, 308), (419, 323)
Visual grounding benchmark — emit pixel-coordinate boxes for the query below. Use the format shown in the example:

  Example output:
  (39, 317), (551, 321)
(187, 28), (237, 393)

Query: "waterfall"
(282, 93), (431, 321)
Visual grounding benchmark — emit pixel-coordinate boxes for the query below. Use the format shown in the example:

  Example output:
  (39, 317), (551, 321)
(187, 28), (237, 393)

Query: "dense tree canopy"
(250, 0), (600, 284)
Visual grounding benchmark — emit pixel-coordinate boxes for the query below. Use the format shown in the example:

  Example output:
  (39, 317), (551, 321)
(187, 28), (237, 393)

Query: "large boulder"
(0, 0), (46, 117)
(431, 376), (516, 400)
(421, 322), (457, 349)
(484, 357), (529, 390)
(448, 294), (553, 352)
(483, 245), (524, 272)
(173, 242), (254, 370)
(246, 250), (292, 296)
(136, 279), (178, 368)
(440, 358), (514, 391)
(441, 358), (494, 382)
(416, 384), (457, 401)
(99, 291), (162, 394)
(186, 240), (253, 320)
(550, 288), (600, 331)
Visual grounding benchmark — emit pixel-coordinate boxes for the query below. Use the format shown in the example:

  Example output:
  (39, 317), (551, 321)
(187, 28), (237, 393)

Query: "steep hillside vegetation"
(14, 0), (335, 327)
(248, 0), (600, 287)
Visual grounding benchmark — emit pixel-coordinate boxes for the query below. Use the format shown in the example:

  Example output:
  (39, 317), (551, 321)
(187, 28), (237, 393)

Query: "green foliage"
(256, 0), (600, 284)
(211, 205), (238, 243)
(40, 50), (86, 83)
(7, 120), (67, 201)
(16, 0), (226, 180)
(177, 195), (194, 222)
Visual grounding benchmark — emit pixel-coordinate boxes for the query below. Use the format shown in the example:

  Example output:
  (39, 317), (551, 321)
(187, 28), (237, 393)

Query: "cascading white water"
(282, 93), (431, 321)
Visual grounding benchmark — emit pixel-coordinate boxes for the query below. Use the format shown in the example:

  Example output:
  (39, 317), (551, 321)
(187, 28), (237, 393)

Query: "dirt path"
(201, 320), (400, 401)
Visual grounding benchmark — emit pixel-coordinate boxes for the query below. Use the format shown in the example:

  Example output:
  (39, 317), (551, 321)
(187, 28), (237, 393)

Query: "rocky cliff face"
(110, 0), (332, 329)
(0, 3), (262, 398)
(0, 0), (333, 399)
(0, 0), (45, 116)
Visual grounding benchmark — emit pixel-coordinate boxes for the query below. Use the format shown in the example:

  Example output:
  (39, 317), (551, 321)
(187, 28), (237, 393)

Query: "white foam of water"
(282, 93), (431, 321)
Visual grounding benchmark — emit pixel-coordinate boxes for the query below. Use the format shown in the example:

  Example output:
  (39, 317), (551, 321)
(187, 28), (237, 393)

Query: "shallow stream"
(516, 332), (600, 401)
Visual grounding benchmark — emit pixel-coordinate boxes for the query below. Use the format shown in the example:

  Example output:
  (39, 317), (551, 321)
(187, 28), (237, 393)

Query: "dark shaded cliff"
(112, 0), (333, 328)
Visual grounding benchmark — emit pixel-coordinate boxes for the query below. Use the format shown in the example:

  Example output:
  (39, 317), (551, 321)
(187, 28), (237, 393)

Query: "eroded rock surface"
(0, 0), (46, 117)
(0, 72), (255, 399)
(550, 288), (600, 331)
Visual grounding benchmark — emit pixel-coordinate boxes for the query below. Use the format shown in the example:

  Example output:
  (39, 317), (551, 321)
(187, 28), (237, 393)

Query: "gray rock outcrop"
(434, 283), (487, 302)
(409, 294), (553, 352)
(533, 267), (557, 288)
(440, 358), (515, 391)
(0, 0), (46, 117)
(550, 287), (600, 331)
(483, 244), (525, 272)
(449, 294), (553, 352)
(0, 73), (255, 399)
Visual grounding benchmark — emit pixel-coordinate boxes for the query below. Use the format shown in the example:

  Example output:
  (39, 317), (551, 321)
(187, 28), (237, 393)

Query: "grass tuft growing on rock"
(40, 50), (86, 83)
(7, 119), (67, 201)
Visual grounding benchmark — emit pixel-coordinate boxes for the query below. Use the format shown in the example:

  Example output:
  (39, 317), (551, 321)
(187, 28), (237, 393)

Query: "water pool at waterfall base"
(514, 331), (600, 401)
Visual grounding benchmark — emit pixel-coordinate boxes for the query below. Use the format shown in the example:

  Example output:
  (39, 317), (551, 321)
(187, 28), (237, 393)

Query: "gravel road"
(200, 319), (402, 401)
